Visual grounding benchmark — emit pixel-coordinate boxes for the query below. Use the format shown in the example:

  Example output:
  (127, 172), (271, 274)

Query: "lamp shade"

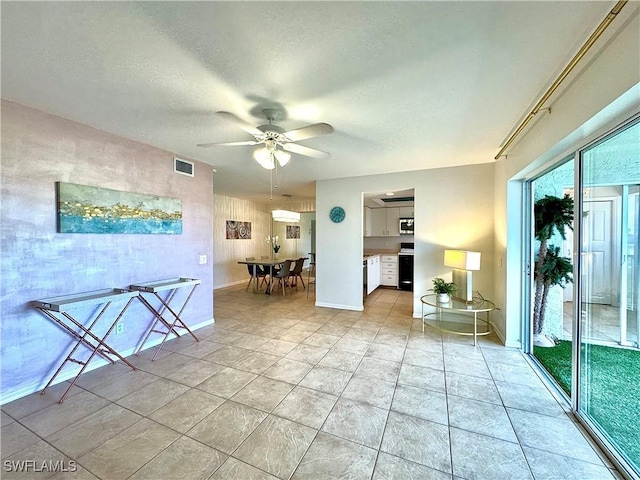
(272, 209), (300, 223)
(444, 250), (481, 271)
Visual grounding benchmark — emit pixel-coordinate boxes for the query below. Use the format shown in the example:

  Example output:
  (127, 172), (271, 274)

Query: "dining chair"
(261, 255), (277, 290)
(307, 253), (316, 298)
(308, 253), (316, 276)
(245, 257), (268, 292)
(273, 259), (293, 296)
(288, 257), (307, 290)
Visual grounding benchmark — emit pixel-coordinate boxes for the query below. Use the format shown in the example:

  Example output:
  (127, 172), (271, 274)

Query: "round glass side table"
(420, 294), (495, 346)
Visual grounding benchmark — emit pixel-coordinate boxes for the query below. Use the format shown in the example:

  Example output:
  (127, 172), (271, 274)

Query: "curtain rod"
(495, 0), (628, 160)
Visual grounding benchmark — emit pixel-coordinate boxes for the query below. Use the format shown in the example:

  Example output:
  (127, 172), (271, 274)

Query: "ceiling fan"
(197, 109), (334, 169)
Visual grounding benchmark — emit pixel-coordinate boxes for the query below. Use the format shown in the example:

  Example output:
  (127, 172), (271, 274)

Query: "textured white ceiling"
(1, 1), (617, 202)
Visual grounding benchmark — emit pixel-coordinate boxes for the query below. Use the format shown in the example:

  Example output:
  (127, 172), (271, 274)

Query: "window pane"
(579, 120), (640, 473)
(531, 159), (575, 395)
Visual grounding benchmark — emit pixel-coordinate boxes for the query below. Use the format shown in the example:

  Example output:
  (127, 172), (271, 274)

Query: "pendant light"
(272, 194), (300, 222)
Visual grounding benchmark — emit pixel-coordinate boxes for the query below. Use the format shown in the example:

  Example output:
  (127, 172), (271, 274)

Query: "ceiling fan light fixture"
(200, 110), (334, 173)
(253, 147), (275, 170)
(272, 209), (300, 223)
(274, 149), (291, 167)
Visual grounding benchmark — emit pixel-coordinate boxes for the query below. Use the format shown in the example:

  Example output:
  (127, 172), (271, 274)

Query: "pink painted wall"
(0, 100), (214, 402)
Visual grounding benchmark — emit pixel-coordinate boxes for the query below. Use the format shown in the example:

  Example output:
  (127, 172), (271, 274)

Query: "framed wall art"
(286, 225), (300, 239)
(56, 182), (182, 234)
(226, 220), (251, 239)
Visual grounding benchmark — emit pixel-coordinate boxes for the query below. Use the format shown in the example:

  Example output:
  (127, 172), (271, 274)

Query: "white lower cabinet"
(380, 255), (398, 287)
(367, 255), (381, 295)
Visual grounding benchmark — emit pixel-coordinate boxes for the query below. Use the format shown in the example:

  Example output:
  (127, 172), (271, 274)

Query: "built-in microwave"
(399, 217), (414, 235)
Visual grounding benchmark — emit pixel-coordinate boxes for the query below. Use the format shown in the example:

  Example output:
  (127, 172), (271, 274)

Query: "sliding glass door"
(529, 158), (575, 394)
(577, 119), (640, 474)
(527, 116), (640, 477)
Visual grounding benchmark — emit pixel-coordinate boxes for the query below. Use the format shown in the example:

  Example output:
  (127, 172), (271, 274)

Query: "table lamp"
(444, 250), (481, 302)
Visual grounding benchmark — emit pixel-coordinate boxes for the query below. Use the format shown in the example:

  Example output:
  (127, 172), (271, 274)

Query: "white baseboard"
(490, 321), (507, 346)
(0, 318), (215, 406)
(214, 280), (246, 290)
(314, 302), (364, 312)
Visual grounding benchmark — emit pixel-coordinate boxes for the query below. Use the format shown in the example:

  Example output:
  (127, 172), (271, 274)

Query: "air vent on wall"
(174, 157), (194, 177)
(381, 196), (414, 203)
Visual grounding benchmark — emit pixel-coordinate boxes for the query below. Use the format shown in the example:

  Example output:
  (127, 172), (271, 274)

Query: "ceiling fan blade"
(197, 140), (260, 147)
(283, 142), (329, 158)
(216, 111), (263, 136)
(283, 123), (334, 142)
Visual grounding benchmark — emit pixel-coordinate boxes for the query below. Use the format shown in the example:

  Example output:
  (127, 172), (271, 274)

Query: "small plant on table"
(432, 277), (456, 303)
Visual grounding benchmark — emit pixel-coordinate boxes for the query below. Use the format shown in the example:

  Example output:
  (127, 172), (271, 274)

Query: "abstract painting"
(56, 182), (182, 234)
(286, 225), (300, 239)
(226, 221), (251, 239)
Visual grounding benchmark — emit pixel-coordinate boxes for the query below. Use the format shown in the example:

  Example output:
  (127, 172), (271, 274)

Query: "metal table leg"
(33, 289), (139, 403)
(131, 279), (201, 361)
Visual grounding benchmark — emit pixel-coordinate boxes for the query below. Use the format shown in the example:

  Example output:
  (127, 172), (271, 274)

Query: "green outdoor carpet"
(534, 341), (640, 471)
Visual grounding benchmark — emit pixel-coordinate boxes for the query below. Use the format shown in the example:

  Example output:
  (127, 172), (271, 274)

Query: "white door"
(582, 200), (614, 305)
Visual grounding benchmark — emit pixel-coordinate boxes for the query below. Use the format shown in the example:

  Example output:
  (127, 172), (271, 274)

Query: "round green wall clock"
(329, 206), (346, 223)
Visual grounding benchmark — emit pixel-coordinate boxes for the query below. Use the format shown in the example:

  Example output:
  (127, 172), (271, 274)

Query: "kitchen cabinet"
(386, 208), (400, 236)
(399, 206), (414, 217)
(369, 208), (386, 236)
(367, 255), (380, 294)
(380, 254), (398, 287)
(363, 207), (373, 237)
(364, 207), (400, 237)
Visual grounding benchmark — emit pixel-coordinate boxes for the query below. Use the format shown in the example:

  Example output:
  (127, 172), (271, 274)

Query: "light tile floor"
(562, 301), (638, 345)
(1, 284), (622, 479)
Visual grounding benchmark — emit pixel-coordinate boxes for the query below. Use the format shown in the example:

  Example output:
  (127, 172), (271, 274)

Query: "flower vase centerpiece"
(266, 235), (280, 259)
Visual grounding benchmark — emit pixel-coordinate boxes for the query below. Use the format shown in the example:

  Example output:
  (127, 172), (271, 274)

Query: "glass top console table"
(421, 294), (495, 346)
(32, 288), (140, 402)
(130, 278), (201, 360)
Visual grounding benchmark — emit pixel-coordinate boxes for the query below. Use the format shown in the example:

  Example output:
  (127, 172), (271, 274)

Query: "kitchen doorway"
(362, 188), (415, 297)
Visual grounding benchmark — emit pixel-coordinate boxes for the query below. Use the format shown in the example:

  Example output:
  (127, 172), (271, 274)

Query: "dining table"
(238, 258), (289, 295)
